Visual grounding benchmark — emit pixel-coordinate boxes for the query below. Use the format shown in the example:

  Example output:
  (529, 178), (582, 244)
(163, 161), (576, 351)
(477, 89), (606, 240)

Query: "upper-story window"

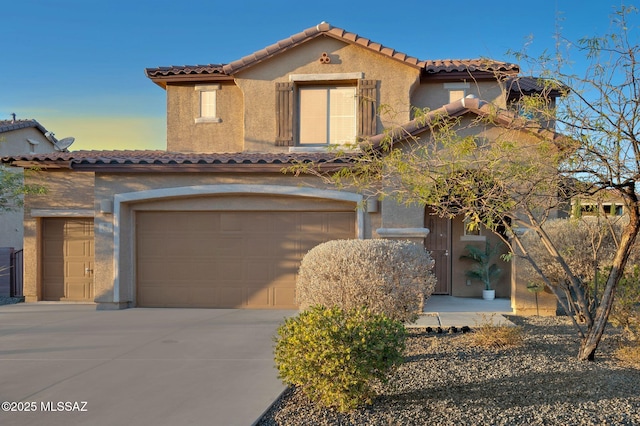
(276, 73), (377, 148)
(298, 85), (356, 145)
(195, 84), (221, 123)
(444, 82), (470, 104)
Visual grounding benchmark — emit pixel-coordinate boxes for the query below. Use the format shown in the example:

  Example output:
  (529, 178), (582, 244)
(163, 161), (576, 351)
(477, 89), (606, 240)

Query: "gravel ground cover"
(258, 316), (640, 426)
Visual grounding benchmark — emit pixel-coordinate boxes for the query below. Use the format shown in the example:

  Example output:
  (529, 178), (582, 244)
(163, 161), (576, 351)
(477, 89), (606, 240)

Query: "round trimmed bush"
(274, 305), (406, 412)
(296, 239), (436, 322)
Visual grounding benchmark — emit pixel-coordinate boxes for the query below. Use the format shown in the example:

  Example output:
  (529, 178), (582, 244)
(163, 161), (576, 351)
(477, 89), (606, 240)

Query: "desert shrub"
(519, 218), (634, 286)
(274, 305), (406, 412)
(519, 218), (640, 321)
(465, 315), (524, 348)
(296, 239), (436, 323)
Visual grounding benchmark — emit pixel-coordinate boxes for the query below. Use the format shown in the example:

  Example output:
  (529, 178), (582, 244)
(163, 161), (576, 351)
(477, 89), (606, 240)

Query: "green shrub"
(296, 239), (436, 323)
(274, 305), (406, 412)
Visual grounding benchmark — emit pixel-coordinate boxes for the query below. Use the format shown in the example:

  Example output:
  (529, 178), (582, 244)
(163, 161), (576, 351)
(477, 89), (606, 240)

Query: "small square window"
(443, 82), (470, 104)
(194, 84), (221, 123)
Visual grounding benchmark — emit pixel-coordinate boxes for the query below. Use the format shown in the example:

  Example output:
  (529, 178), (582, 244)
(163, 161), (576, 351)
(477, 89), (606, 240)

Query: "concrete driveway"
(0, 304), (297, 426)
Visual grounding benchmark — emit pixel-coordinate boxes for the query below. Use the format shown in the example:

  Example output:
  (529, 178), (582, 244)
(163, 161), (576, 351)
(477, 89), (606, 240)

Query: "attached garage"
(136, 209), (356, 309)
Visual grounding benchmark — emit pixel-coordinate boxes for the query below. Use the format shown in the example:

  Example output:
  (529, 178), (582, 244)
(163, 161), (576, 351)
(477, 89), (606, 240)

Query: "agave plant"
(460, 241), (503, 290)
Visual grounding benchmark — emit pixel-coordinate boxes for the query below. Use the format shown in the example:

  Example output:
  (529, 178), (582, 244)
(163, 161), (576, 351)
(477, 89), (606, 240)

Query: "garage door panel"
(247, 287), (270, 307)
(214, 237), (244, 254)
(136, 210), (355, 308)
(139, 261), (195, 281)
(218, 287), (244, 307)
(245, 260), (273, 281)
(273, 287), (296, 308)
(219, 213), (243, 232)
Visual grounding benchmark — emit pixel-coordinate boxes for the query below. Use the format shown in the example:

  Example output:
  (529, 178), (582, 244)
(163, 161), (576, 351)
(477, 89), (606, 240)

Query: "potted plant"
(460, 241), (503, 300)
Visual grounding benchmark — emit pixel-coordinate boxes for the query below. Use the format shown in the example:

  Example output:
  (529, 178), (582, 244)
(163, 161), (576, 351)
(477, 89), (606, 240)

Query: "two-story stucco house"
(2, 23), (557, 313)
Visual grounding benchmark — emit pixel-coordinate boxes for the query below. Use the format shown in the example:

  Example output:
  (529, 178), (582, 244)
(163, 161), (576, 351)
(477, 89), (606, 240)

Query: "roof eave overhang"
(422, 70), (517, 82)
(68, 162), (352, 173)
(147, 74), (235, 89)
(5, 161), (70, 169)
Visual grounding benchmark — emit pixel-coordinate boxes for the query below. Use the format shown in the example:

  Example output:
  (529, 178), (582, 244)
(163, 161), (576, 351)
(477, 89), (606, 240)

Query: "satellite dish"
(54, 137), (75, 151)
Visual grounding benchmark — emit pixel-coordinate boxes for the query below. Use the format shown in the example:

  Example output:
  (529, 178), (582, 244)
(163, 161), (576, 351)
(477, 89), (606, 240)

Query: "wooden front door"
(424, 209), (451, 294)
(42, 218), (94, 301)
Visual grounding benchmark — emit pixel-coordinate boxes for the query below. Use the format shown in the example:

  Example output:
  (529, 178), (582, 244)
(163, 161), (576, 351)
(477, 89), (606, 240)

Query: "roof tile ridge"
(223, 23), (325, 74)
(366, 97), (492, 147)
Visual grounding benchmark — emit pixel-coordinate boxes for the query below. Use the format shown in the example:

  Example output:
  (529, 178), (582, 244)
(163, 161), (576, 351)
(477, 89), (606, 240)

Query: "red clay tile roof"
(0, 119), (48, 135)
(145, 64), (226, 78)
(222, 22), (427, 74)
(367, 95), (559, 147)
(423, 59), (519, 75)
(145, 23), (519, 83)
(1, 150), (354, 172)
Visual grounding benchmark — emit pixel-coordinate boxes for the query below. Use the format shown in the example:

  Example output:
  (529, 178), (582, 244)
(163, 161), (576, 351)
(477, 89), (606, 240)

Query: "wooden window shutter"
(358, 79), (377, 138)
(275, 82), (294, 146)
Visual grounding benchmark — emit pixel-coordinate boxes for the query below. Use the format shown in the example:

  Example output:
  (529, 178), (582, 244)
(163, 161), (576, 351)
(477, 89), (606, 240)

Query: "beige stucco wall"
(162, 36), (516, 154)
(92, 172), (380, 308)
(20, 169), (382, 307)
(21, 170), (95, 302)
(166, 82), (244, 152)
(237, 37), (420, 152)
(164, 37), (422, 153)
(412, 80), (506, 111)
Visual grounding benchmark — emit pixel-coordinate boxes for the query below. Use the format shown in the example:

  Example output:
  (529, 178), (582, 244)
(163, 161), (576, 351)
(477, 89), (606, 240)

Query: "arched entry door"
(424, 208), (451, 294)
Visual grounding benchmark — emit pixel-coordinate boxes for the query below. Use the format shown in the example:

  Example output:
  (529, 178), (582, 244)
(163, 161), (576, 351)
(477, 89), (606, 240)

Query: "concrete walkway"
(407, 296), (514, 328)
(0, 304), (296, 426)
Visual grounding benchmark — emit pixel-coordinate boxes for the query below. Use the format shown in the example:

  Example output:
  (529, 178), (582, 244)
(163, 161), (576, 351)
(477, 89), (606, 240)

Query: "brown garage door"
(136, 211), (355, 308)
(42, 218), (95, 301)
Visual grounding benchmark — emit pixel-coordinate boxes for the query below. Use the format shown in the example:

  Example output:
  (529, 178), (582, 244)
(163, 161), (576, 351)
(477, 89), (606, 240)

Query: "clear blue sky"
(1, 0), (633, 151)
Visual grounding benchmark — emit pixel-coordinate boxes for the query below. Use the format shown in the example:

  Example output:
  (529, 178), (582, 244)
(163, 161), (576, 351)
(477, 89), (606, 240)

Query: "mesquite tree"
(516, 5), (640, 360)
(290, 6), (640, 361)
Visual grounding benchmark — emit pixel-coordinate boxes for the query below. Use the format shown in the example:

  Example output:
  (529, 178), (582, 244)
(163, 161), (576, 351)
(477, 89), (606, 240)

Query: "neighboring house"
(1, 23), (558, 313)
(571, 190), (627, 218)
(0, 118), (62, 249)
(0, 118), (62, 297)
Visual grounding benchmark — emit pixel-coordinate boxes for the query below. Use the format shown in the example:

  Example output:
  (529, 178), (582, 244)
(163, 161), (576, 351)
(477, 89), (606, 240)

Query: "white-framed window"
(444, 82), (470, 104)
(194, 84), (221, 123)
(298, 85), (357, 145)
